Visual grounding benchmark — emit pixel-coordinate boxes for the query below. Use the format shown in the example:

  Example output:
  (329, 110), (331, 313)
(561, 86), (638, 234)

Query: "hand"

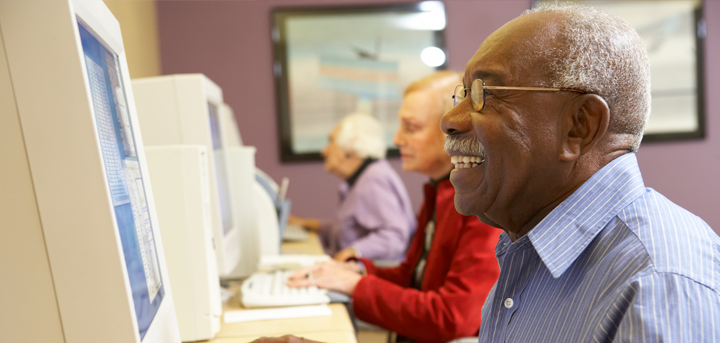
(250, 335), (322, 343)
(286, 260), (363, 295)
(333, 247), (357, 262)
(344, 261), (364, 274)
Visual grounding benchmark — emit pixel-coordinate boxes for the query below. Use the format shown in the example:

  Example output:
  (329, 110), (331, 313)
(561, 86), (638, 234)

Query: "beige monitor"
(132, 74), (241, 276)
(0, 1), (180, 342)
(221, 103), (243, 147)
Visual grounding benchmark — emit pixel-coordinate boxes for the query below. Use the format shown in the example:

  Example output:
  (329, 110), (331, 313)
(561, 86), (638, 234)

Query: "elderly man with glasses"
(252, 3), (719, 343)
(442, 3), (720, 342)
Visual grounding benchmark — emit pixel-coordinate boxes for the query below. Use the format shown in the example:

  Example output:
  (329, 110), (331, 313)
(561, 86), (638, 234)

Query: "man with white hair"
(291, 112), (416, 262)
(442, 3), (720, 341)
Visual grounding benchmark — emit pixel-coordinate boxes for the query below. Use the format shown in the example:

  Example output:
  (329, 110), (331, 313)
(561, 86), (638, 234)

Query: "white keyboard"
(241, 270), (330, 308)
(282, 223), (309, 242)
(258, 254), (330, 272)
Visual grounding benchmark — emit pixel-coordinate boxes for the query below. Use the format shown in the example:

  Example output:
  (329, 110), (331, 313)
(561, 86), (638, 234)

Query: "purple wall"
(157, 0), (720, 234)
(635, 1), (720, 235)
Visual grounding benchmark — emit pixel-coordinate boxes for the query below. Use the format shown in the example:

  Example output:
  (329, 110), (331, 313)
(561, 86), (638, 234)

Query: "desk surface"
(215, 299), (354, 342)
(281, 232), (325, 255)
(202, 232), (356, 343)
(205, 331), (357, 343)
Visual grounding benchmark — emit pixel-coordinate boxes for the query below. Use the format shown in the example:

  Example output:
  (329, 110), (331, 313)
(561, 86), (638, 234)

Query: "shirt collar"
(345, 158), (376, 188)
(527, 152), (646, 278)
(429, 171), (451, 188)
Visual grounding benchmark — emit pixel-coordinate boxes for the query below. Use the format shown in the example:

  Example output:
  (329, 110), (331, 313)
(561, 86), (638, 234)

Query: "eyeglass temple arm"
(484, 85), (585, 93)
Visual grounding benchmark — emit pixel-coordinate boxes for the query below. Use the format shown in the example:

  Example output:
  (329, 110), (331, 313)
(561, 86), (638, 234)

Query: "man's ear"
(559, 94), (609, 162)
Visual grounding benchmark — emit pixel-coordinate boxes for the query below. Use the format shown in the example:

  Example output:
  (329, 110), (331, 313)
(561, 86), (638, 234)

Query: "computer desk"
(281, 230), (325, 255)
(202, 232), (358, 343)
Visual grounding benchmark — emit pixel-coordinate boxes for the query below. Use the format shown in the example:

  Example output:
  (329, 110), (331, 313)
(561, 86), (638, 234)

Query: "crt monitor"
(0, 1), (180, 342)
(220, 102), (243, 147)
(216, 103), (262, 278)
(255, 170), (292, 241)
(132, 74), (241, 276)
(208, 103), (234, 239)
(79, 21), (165, 339)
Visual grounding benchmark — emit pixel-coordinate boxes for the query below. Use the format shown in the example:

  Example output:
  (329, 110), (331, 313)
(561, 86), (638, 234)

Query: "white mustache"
(444, 136), (485, 156)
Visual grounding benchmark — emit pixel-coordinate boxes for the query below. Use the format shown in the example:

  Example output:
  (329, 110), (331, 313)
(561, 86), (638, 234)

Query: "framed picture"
(272, 2), (447, 162)
(535, 0), (706, 143)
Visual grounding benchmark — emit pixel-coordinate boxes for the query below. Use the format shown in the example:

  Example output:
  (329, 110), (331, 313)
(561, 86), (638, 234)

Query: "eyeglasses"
(453, 79), (586, 112)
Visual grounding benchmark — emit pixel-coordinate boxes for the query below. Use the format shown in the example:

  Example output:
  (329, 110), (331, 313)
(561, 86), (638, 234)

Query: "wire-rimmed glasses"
(453, 78), (586, 112)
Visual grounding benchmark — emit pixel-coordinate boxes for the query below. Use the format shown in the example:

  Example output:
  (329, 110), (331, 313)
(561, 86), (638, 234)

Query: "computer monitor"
(208, 103), (235, 240)
(216, 103), (263, 277)
(132, 74), (241, 276)
(220, 103), (243, 146)
(255, 170), (292, 245)
(0, 1), (180, 342)
(217, 103), (290, 276)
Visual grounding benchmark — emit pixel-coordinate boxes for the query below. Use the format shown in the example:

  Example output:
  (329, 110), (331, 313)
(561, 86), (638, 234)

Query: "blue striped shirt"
(478, 153), (720, 342)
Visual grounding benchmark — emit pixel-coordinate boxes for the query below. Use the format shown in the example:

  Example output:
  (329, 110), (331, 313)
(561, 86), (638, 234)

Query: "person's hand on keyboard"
(286, 260), (362, 296)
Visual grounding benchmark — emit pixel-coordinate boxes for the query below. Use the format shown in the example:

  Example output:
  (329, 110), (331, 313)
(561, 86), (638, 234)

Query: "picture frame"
(535, 0), (706, 143)
(271, 2), (447, 162)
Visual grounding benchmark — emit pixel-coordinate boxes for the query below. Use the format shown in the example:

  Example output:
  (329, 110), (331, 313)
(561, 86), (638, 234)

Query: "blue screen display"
(78, 21), (164, 340)
(208, 104), (234, 236)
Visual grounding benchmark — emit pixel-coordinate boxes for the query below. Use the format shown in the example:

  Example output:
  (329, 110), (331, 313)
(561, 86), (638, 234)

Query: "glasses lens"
(453, 85), (465, 107)
(471, 79), (484, 111)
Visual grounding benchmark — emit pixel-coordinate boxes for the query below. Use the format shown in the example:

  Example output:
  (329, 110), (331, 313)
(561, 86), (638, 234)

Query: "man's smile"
(450, 155), (485, 169)
(444, 135), (487, 170)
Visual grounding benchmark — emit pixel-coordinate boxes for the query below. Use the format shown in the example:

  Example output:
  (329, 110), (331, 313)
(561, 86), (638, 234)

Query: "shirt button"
(504, 298), (514, 309)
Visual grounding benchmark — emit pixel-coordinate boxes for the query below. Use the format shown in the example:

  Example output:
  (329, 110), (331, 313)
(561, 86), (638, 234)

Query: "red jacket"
(353, 180), (501, 343)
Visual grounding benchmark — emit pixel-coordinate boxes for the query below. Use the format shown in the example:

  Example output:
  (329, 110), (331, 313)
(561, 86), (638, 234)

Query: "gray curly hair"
(525, 3), (651, 152)
(335, 112), (387, 159)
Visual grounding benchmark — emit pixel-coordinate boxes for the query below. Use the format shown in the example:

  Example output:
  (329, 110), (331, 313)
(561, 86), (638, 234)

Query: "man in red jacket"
(285, 71), (502, 343)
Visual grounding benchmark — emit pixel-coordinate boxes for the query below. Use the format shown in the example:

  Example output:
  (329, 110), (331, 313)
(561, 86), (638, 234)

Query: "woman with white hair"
(291, 112), (416, 262)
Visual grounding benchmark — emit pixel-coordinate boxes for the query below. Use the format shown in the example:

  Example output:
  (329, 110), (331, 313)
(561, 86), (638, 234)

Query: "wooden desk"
(202, 232), (357, 343)
(212, 299), (355, 343)
(206, 331), (357, 343)
(281, 232), (324, 255)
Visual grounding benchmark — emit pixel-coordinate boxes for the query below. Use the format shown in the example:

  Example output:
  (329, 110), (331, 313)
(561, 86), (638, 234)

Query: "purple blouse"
(319, 160), (416, 261)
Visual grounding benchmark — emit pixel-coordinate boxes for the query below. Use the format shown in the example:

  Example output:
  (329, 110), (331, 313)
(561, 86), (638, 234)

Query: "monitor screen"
(78, 21), (164, 339)
(208, 103), (234, 236)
